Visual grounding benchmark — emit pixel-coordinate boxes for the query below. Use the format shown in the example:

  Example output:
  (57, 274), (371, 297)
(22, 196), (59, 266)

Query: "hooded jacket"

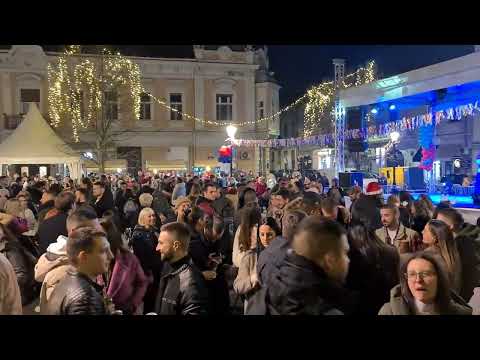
(35, 235), (72, 313)
(375, 223), (420, 254)
(378, 284), (472, 315)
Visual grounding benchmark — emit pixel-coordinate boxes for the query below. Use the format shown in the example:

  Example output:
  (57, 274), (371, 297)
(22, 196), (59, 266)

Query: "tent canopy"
(0, 104), (80, 164)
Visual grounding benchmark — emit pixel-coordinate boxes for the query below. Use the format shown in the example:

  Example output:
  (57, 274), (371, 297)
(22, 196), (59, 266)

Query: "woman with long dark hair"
(423, 219), (462, 294)
(232, 205), (261, 268)
(379, 252), (471, 315)
(346, 216), (399, 315)
(234, 216), (281, 314)
(412, 199), (431, 235)
(399, 191), (414, 228)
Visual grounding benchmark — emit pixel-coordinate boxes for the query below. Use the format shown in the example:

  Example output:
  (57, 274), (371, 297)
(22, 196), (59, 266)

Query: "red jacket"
(256, 182), (267, 197)
(107, 250), (149, 313)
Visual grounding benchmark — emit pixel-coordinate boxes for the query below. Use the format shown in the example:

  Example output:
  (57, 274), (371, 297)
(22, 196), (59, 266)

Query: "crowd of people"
(1, 169), (480, 316)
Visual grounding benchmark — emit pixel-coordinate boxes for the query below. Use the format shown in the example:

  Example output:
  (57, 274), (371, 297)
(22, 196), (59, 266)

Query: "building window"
(140, 93), (152, 120)
(216, 94), (233, 121)
(104, 91), (118, 121)
(20, 89), (40, 114)
(259, 101), (264, 119)
(169, 93), (183, 121)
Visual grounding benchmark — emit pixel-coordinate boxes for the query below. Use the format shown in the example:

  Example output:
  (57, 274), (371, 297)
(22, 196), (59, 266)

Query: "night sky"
(3, 44), (475, 105)
(268, 45), (474, 104)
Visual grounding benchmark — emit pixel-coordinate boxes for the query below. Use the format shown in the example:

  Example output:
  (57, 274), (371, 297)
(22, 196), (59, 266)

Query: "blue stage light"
(371, 108), (378, 114)
(389, 104), (396, 111)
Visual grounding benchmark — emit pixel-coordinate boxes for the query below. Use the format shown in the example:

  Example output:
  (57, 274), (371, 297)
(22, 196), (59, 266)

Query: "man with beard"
(154, 222), (209, 315)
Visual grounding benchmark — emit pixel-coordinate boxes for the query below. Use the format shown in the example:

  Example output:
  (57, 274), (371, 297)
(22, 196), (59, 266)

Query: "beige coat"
(233, 250), (259, 296)
(34, 252), (72, 313)
(0, 252), (22, 315)
(375, 224), (419, 254)
(379, 285), (471, 315)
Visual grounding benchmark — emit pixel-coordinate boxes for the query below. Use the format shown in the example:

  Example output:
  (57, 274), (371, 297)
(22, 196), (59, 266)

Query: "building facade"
(0, 45), (280, 175)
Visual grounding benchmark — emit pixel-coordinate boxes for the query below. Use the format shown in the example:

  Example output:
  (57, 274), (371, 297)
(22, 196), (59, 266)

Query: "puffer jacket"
(45, 268), (107, 315)
(35, 235), (72, 313)
(154, 256), (209, 315)
(455, 223), (480, 301)
(378, 284), (472, 315)
(266, 250), (359, 315)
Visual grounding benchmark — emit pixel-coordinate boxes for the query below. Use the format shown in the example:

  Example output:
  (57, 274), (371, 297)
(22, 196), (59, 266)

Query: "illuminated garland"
(48, 45), (142, 142)
(235, 100), (480, 148)
(146, 61), (376, 128)
(303, 61), (376, 137)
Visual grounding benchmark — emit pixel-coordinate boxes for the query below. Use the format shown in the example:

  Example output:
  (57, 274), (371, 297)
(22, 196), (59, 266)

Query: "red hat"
(365, 182), (382, 196)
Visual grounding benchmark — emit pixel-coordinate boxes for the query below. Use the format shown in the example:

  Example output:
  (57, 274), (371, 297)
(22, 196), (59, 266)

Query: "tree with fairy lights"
(47, 45), (142, 174)
(303, 61), (376, 137)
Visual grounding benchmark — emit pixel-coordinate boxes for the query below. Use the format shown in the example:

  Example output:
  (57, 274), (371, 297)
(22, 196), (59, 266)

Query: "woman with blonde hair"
(5, 197), (37, 237)
(130, 207), (163, 314)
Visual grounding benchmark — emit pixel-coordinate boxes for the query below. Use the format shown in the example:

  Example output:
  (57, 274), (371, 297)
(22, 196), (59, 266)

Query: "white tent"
(0, 104), (83, 179)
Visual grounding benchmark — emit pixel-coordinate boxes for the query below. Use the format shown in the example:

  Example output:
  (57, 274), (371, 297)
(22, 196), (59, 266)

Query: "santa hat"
(365, 182), (382, 196)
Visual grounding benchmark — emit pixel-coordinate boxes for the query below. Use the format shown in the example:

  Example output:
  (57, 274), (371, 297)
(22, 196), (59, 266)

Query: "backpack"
(123, 199), (138, 215)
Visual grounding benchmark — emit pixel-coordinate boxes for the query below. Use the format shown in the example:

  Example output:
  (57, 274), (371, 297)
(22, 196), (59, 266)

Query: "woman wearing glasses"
(379, 252), (471, 315)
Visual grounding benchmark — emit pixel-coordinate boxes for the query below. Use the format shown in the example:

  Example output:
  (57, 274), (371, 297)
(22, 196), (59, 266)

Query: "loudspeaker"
(405, 167), (424, 190)
(339, 172), (364, 188)
(346, 108), (367, 153)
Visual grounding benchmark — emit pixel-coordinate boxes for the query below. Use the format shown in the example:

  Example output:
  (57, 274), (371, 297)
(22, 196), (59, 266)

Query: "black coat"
(189, 231), (231, 315)
(154, 256), (209, 315)
(345, 244), (399, 315)
(38, 212), (68, 255)
(131, 225), (163, 314)
(37, 200), (55, 224)
(0, 239), (38, 306)
(266, 250), (359, 315)
(45, 269), (107, 315)
(351, 194), (383, 231)
(93, 190), (115, 218)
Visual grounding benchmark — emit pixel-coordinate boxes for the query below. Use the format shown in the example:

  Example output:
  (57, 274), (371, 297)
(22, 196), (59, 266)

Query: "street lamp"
(390, 131), (400, 187)
(226, 125), (237, 176)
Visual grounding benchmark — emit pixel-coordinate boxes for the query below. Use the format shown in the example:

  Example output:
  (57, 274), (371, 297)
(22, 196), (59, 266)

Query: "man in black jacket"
(155, 222), (209, 315)
(45, 227), (113, 315)
(38, 191), (75, 254)
(266, 217), (357, 315)
(92, 181), (114, 218)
